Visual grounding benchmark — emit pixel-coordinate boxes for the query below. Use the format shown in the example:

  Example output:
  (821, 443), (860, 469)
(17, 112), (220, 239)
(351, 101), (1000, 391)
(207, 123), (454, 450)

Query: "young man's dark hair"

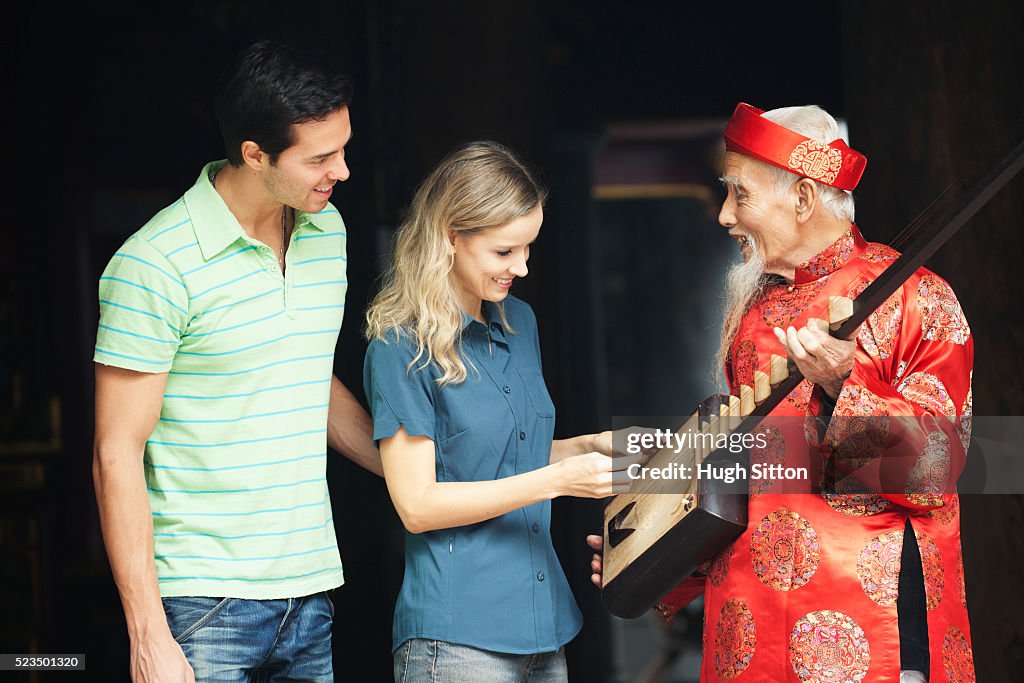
(214, 40), (353, 166)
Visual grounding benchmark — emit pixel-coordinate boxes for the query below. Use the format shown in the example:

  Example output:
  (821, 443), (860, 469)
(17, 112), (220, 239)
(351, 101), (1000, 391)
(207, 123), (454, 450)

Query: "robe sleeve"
(653, 575), (706, 620)
(806, 271), (974, 510)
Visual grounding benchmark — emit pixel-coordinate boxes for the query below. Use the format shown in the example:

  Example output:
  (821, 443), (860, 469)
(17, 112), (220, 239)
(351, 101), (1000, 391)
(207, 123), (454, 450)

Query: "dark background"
(2, 1), (1022, 681)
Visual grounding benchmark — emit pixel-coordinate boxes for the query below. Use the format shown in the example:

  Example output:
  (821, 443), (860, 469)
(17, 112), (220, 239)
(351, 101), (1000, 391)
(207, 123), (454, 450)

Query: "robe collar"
(792, 224), (868, 284)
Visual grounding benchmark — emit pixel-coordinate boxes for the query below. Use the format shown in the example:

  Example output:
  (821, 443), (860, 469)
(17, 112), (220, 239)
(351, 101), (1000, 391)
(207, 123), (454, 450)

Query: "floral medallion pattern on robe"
(827, 385), (890, 469)
(749, 425), (786, 494)
(714, 599), (757, 680)
(896, 371), (956, 419)
(859, 291), (902, 360)
(929, 494), (959, 526)
(958, 379), (973, 454)
(857, 530), (904, 607)
(821, 472), (890, 517)
(699, 544), (736, 588)
(915, 530), (945, 611)
(750, 509), (819, 591)
(956, 547), (967, 608)
(786, 378), (815, 412)
(905, 431), (952, 506)
(789, 610), (870, 683)
(918, 274), (970, 345)
(941, 625), (976, 682)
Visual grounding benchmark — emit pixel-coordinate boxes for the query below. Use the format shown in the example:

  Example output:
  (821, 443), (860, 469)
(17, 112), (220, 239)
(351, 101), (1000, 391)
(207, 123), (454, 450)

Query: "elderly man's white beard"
(717, 236), (769, 383)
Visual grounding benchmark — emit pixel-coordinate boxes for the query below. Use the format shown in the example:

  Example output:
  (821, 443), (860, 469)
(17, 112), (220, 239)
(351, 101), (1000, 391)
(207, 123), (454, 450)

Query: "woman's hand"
(591, 427), (661, 465)
(554, 452), (640, 498)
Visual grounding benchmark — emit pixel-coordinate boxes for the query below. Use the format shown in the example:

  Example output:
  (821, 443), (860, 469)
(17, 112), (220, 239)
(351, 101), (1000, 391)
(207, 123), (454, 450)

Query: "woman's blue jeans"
(393, 638), (567, 683)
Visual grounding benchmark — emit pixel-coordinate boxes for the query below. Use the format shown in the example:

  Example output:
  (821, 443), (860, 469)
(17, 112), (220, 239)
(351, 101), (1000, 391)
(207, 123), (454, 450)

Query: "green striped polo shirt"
(94, 161), (347, 599)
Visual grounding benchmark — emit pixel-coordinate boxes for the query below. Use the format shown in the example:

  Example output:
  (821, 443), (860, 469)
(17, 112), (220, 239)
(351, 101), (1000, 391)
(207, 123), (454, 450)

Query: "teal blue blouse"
(363, 296), (583, 654)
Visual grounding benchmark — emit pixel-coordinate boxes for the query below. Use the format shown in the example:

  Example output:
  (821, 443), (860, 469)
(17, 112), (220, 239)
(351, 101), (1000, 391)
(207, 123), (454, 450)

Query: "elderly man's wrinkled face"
(718, 152), (800, 276)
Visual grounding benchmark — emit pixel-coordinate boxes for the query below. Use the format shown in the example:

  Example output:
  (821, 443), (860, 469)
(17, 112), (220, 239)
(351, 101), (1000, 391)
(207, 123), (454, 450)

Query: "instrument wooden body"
(601, 135), (1024, 619)
(600, 312), (845, 619)
(601, 396), (750, 619)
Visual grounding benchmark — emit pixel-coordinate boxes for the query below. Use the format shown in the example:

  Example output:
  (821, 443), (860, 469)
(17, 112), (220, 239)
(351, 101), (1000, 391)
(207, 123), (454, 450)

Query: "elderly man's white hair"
(761, 105), (856, 223)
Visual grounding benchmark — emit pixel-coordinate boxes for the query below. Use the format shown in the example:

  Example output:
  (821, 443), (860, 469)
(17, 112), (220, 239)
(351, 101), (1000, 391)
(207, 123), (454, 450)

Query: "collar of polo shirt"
(186, 160), (328, 261)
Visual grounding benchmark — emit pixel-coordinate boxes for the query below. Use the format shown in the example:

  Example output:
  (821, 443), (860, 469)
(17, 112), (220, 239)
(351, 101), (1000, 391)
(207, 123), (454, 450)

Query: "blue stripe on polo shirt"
(99, 277), (188, 315)
(161, 378), (331, 401)
(181, 245), (257, 276)
(99, 324), (179, 344)
(147, 217), (191, 242)
(296, 305), (346, 312)
(152, 495), (328, 517)
(146, 452), (325, 473)
(293, 256), (347, 266)
(200, 288), (279, 315)
(165, 242), (199, 258)
(95, 347), (169, 365)
(187, 313), (284, 339)
(158, 566), (341, 583)
(176, 330), (337, 357)
(159, 403), (329, 424)
(100, 299), (166, 321)
(148, 477), (323, 495)
(156, 546), (336, 562)
(112, 252), (186, 287)
(295, 231), (346, 241)
(293, 279), (348, 288)
(147, 428), (323, 449)
(167, 354), (334, 377)
(155, 517), (334, 539)
(192, 269), (263, 299)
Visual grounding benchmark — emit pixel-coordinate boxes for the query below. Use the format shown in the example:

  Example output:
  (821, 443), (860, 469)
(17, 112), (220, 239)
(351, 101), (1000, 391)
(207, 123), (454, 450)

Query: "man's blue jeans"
(162, 592), (334, 682)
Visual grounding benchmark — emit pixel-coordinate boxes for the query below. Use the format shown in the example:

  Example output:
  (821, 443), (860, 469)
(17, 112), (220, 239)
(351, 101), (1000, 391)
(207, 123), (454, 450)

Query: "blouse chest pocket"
(515, 367), (555, 418)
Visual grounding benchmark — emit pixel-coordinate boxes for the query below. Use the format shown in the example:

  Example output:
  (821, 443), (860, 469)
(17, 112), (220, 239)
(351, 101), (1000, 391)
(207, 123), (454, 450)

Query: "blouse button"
(503, 385), (511, 394)
(532, 523), (540, 533)
(519, 431), (526, 440)
(536, 571), (545, 582)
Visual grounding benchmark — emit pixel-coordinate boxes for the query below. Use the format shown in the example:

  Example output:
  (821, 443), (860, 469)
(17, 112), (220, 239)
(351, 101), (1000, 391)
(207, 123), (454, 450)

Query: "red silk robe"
(657, 226), (975, 682)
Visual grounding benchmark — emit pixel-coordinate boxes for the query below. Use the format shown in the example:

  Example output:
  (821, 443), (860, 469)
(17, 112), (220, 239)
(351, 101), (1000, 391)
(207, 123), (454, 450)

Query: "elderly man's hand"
(773, 323), (857, 400)
(586, 534), (603, 587)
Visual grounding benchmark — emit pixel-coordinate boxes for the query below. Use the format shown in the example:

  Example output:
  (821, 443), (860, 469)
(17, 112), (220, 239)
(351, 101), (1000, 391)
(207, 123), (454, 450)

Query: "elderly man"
(591, 104), (975, 682)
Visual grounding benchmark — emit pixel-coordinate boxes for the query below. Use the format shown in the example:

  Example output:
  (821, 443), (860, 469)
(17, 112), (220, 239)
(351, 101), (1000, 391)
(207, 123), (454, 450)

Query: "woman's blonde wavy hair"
(365, 141), (547, 386)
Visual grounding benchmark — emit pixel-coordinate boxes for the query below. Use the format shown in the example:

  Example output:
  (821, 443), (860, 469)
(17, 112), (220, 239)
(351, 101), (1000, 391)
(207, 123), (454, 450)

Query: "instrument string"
(889, 118), (1024, 251)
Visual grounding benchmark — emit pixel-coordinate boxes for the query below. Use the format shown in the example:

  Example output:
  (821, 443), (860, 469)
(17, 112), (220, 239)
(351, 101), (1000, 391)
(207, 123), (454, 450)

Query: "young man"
(93, 41), (381, 683)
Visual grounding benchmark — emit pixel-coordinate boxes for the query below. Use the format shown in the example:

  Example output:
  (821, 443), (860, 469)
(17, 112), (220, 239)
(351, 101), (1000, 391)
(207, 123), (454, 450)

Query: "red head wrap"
(723, 103), (867, 191)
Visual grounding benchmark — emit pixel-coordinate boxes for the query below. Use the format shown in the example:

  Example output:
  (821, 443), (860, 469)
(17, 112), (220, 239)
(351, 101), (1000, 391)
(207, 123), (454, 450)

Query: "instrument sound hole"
(608, 502), (637, 548)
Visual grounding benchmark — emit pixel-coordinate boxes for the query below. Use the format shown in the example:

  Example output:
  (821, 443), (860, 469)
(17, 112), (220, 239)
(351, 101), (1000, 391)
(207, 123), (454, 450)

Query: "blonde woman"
(364, 141), (637, 682)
